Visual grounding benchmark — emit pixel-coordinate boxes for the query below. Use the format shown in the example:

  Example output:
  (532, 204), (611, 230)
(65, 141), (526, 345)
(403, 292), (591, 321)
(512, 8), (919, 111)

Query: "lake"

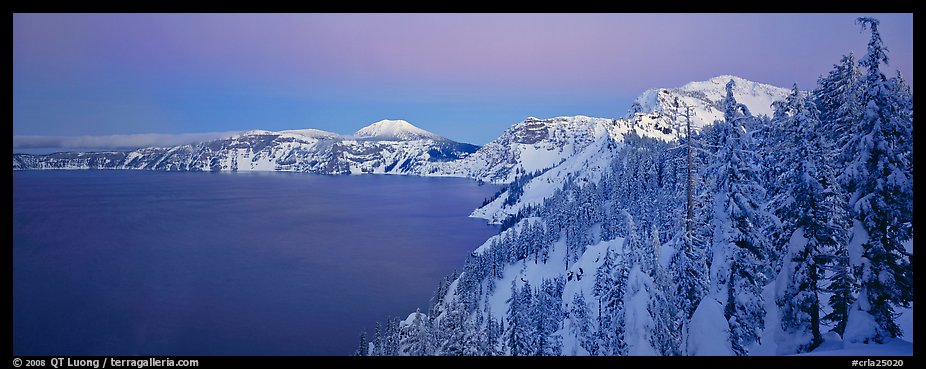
(13, 170), (500, 355)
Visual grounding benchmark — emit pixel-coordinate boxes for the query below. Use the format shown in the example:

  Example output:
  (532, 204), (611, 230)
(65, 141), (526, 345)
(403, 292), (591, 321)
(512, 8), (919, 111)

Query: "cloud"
(13, 131), (242, 151)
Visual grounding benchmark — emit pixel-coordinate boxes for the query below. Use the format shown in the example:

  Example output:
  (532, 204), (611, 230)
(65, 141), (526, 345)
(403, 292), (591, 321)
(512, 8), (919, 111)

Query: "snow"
(279, 128), (340, 139)
(625, 265), (658, 355)
(517, 145), (562, 173)
(843, 296), (880, 344)
(757, 275), (804, 356)
(480, 235), (626, 338)
(847, 220), (869, 268)
(354, 119), (442, 141)
(658, 243), (676, 269)
(799, 338), (912, 356)
(787, 227), (809, 256)
(774, 227), (807, 299)
(687, 297), (735, 356)
(469, 117), (623, 223)
(399, 312), (425, 328)
(626, 75), (790, 134)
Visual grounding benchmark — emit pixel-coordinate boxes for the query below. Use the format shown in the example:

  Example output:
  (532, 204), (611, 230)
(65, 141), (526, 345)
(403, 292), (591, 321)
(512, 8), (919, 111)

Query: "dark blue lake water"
(13, 171), (499, 355)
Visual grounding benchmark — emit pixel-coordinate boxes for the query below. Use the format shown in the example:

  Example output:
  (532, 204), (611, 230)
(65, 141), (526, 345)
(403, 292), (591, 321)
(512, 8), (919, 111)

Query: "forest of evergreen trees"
(358, 17), (912, 356)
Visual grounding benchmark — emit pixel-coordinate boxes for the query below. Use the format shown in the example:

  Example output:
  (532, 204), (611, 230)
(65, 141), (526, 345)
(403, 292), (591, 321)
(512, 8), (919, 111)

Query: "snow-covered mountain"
(13, 76), (787, 184)
(13, 121), (479, 174)
(423, 76), (789, 186)
(354, 119), (443, 141)
(625, 75), (790, 132)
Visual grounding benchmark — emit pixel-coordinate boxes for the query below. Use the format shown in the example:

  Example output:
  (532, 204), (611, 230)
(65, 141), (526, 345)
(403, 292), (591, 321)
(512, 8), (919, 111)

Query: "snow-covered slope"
(428, 116), (620, 184)
(377, 75), (910, 357)
(466, 76), (789, 223)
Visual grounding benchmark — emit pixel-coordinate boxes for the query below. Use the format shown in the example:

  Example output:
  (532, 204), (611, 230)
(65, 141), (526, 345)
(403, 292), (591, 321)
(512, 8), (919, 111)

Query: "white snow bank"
(688, 297), (734, 356)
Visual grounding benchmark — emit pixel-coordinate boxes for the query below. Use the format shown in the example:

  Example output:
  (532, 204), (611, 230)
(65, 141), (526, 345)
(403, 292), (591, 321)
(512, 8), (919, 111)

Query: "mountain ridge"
(13, 121), (479, 175)
(14, 76), (789, 185)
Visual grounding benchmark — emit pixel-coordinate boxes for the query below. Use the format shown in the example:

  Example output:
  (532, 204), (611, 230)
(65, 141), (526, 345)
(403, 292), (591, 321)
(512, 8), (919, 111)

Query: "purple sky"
(13, 13), (913, 147)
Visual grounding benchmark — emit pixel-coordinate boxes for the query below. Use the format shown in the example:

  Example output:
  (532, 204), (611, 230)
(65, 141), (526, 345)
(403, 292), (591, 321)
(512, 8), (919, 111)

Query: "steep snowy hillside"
(13, 121), (479, 174)
(368, 64), (912, 357)
(467, 116), (642, 223)
(428, 116), (621, 184)
(467, 76), (789, 223)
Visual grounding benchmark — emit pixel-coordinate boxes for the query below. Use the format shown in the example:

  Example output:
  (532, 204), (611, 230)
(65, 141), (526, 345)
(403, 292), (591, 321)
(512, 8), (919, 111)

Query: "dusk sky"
(13, 13), (913, 149)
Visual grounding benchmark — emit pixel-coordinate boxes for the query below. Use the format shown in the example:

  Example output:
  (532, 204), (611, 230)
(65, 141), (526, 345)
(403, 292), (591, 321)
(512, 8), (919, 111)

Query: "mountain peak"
(354, 119), (442, 141)
(678, 75), (782, 96)
(626, 75), (790, 126)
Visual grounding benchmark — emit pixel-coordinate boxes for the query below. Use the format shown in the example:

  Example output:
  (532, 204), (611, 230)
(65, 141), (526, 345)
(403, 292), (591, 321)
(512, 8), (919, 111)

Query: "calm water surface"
(13, 171), (499, 355)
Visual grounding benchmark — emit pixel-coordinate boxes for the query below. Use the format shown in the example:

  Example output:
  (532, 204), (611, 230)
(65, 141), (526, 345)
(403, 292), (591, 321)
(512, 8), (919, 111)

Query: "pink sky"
(13, 13), (914, 145)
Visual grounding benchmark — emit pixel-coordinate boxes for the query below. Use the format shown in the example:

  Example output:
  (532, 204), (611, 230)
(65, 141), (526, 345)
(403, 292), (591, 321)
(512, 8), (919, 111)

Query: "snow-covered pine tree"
(592, 246), (616, 354)
(665, 105), (713, 353)
(811, 86), (853, 341)
(371, 321), (384, 356)
(354, 330), (368, 356)
(598, 231), (633, 356)
(824, 224), (855, 338)
(592, 244), (630, 356)
(484, 304), (503, 356)
(820, 149), (855, 339)
(609, 249), (630, 356)
(439, 301), (465, 355)
(505, 280), (536, 355)
(401, 308), (431, 356)
(534, 278), (564, 355)
(463, 304), (486, 356)
(623, 216), (657, 355)
(671, 229), (710, 322)
(840, 17), (914, 344)
(384, 317), (400, 356)
(811, 50), (867, 342)
(708, 79), (771, 356)
(771, 84), (842, 354)
(623, 211), (644, 267)
(814, 53), (863, 156)
(568, 292), (597, 355)
(647, 226), (680, 356)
